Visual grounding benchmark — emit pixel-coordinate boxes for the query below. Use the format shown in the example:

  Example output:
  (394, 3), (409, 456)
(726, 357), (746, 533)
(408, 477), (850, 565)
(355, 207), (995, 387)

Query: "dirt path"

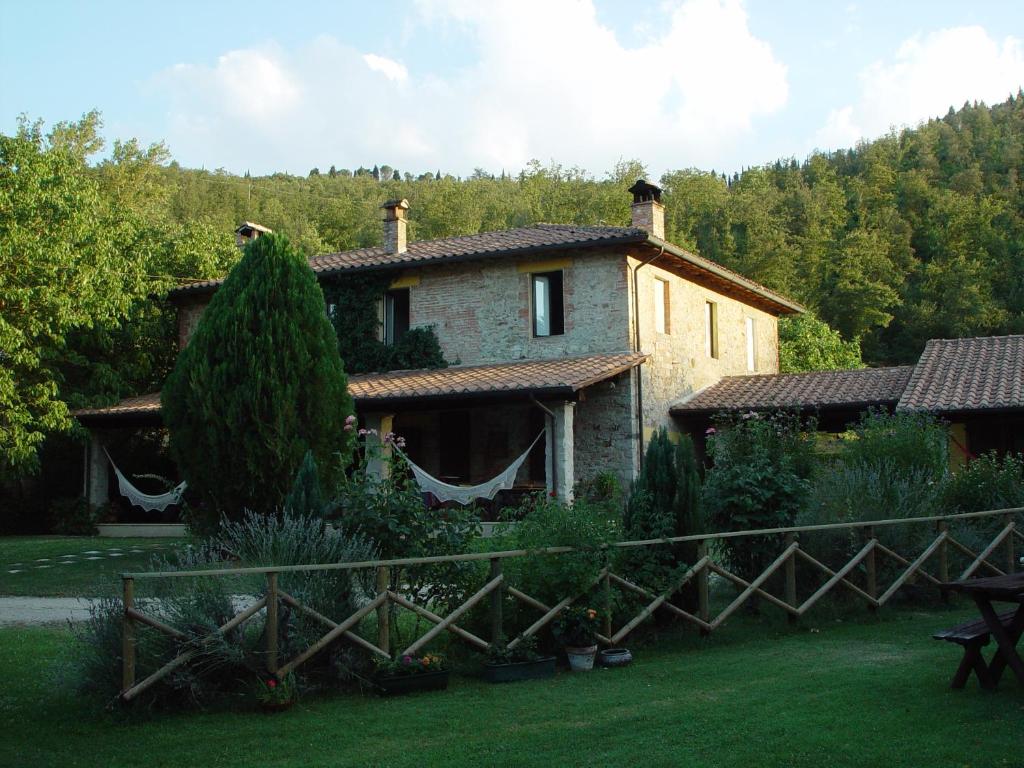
(0, 597), (100, 626)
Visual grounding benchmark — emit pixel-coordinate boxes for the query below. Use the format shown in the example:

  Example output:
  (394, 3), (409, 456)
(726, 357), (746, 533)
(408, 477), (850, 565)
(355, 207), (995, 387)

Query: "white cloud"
(362, 54), (408, 83)
(153, 0), (788, 175)
(814, 26), (1024, 152)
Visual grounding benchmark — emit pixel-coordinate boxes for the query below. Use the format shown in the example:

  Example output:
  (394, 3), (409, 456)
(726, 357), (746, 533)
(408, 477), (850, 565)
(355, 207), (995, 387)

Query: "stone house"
(75, 181), (803, 522)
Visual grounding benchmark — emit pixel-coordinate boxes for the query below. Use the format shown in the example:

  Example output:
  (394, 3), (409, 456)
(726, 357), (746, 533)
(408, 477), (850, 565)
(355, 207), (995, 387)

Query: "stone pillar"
(85, 433), (109, 508)
(551, 401), (575, 502)
(363, 413), (395, 480)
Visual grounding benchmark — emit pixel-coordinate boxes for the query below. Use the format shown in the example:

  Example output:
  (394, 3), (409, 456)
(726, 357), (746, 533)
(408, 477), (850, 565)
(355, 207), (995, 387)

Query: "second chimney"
(381, 199), (410, 254)
(628, 180), (664, 240)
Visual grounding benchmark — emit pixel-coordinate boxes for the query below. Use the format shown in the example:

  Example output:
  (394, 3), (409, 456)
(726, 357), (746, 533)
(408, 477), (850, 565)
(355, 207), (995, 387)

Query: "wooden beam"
(276, 594), (383, 678)
(401, 573), (503, 656)
(278, 591), (389, 659)
(711, 543), (799, 629)
(797, 540), (877, 614)
(878, 532), (947, 604)
(794, 547), (878, 606)
(387, 591), (489, 651)
(959, 522), (1014, 580)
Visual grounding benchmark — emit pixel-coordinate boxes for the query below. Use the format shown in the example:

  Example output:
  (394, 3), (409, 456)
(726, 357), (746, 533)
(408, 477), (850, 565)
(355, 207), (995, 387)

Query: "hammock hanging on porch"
(103, 449), (187, 513)
(395, 431), (545, 506)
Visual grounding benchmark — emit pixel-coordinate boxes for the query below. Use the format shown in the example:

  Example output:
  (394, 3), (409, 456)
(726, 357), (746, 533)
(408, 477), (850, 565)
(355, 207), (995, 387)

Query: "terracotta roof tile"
(73, 353), (647, 422)
(671, 366), (915, 414)
(897, 335), (1024, 413)
(172, 224), (647, 296)
(348, 352), (646, 402)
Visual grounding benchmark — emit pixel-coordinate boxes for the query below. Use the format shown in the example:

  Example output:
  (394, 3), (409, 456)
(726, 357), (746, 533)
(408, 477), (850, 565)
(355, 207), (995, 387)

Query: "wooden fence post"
(865, 526), (877, 613)
(489, 557), (504, 644)
(376, 566), (390, 655)
(122, 576), (135, 696)
(603, 550), (613, 641)
(266, 572), (279, 674)
(784, 533), (797, 624)
(1006, 513), (1016, 574)
(937, 521), (949, 602)
(697, 539), (710, 636)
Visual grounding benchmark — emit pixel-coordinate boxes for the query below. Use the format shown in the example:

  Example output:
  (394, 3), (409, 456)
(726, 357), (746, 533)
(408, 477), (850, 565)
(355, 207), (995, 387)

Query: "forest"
(2, 92), (1024, 484)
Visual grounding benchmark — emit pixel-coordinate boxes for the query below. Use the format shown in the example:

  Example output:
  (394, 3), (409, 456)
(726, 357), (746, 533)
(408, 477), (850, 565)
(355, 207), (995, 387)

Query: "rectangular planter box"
(483, 656), (557, 683)
(376, 669), (450, 696)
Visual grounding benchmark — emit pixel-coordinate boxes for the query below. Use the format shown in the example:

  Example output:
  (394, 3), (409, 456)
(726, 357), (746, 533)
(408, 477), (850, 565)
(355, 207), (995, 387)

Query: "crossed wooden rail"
(119, 508), (1022, 701)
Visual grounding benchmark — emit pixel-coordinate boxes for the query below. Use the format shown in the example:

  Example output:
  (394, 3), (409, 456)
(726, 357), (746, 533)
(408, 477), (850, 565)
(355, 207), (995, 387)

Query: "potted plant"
(484, 636), (556, 683)
(552, 606), (600, 671)
(256, 673), (297, 712)
(374, 653), (450, 695)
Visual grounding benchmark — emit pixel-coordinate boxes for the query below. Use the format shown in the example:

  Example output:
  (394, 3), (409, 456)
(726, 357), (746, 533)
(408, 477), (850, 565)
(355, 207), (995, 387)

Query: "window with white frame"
(745, 316), (756, 371)
(532, 271), (564, 337)
(654, 278), (670, 334)
(705, 300), (718, 358)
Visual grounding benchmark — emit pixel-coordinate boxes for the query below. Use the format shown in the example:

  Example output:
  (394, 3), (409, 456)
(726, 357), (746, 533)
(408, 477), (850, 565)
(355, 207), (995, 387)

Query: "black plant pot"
(483, 656), (557, 683)
(376, 669), (450, 696)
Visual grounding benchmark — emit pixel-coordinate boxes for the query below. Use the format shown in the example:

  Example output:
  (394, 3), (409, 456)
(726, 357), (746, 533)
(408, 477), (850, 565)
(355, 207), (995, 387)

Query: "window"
(705, 301), (718, 358)
(745, 317), (756, 371)
(532, 271), (564, 337)
(383, 288), (410, 345)
(654, 278), (670, 334)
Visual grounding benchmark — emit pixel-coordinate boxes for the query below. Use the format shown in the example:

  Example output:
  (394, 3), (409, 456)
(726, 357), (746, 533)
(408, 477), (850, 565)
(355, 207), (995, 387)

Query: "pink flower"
(705, 427), (716, 435)
(345, 414), (357, 425)
(344, 423), (354, 432)
(266, 679), (277, 689)
(402, 655), (412, 664)
(358, 428), (368, 436)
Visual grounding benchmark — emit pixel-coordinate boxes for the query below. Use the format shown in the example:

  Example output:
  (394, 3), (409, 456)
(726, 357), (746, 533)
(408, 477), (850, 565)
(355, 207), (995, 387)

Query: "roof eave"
(644, 235), (805, 316)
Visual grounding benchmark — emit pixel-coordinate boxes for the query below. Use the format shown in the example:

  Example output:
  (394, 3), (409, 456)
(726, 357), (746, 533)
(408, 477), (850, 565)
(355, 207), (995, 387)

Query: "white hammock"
(396, 432), (544, 505)
(104, 449), (187, 513)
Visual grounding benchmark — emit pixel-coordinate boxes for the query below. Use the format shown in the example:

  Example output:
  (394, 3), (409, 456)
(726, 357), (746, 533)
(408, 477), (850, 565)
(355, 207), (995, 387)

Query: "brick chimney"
(381, 199), (410, 254)
(628, 180), (664, 239)
(235, 221), (272, 249)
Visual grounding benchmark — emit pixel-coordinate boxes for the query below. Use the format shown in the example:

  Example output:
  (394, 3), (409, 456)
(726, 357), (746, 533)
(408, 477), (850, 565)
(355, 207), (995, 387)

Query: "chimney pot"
(234, 221), (272, 249)
(627, 179), (664, 239)
(381, 198), (410, 255)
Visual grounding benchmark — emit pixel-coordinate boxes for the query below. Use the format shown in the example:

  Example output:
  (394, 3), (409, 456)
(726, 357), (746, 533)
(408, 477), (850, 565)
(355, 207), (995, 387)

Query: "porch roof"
(670, 366), (915, 416)
(73, 352), (647, 425)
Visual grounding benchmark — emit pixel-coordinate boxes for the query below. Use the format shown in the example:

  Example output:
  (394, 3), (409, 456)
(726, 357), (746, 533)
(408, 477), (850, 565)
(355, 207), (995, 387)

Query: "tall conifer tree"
(162, 233), (353, 519)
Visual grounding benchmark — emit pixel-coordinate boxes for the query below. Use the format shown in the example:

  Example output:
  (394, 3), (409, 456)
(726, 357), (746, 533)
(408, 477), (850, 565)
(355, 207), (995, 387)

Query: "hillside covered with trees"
(2, 93), (1023, 482)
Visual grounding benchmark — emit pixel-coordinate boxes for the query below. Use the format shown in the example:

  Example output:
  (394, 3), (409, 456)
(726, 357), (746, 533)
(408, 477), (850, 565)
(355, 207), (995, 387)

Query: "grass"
(3, 604), (1022, 768)
(0, 536), (185, 596)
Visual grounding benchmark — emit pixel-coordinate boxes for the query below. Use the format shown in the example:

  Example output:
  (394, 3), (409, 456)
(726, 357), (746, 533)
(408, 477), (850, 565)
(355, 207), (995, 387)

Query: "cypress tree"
(162, 233), (353, 520)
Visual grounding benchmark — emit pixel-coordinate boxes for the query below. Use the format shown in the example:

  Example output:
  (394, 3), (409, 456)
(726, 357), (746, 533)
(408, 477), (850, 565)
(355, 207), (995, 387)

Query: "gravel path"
(0, 597), (100, 626)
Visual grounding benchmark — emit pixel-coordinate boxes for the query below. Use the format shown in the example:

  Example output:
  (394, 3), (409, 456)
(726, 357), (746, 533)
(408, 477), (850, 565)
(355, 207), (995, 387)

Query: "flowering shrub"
(552, 606), (600, 648)
(375, 654), (447, 677)
(256, 674), (297, 705)
(487, 635), (545, 665)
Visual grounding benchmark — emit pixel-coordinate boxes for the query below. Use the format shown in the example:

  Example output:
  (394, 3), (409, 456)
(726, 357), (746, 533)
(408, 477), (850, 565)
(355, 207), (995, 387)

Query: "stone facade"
(407, 249), (632, 365)
(573, 370), (639, 492)
(177, 298), (207, 349)
(629, 257), (779, 440)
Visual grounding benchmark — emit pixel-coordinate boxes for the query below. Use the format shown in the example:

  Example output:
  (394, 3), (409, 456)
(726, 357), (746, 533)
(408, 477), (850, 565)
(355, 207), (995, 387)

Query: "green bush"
(704, 412), (813, 583)
(619, 430), (703, 605)
(842, 409), (948, 479)
(49, 496), (99, 535)
(942, 452), (1024, 513)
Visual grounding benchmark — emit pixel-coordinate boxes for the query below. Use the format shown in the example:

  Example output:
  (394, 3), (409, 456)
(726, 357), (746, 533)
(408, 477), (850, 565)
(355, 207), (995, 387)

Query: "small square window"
(383, 288), (410, 345)
(705, 301), (718, 359)
(532, 271), (564, 337)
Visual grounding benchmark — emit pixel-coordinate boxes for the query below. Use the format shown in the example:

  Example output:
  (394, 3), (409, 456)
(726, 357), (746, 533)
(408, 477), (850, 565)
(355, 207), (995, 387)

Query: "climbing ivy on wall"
(323, 273), (448, 374)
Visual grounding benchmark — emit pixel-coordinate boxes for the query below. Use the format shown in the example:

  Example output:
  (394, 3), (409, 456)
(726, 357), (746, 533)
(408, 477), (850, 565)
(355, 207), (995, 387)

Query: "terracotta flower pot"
(565, 645), (598, 671)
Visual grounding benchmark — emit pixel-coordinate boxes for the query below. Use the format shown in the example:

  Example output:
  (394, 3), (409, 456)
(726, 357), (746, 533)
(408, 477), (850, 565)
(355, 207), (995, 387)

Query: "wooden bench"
(933, 611), (1017, 689)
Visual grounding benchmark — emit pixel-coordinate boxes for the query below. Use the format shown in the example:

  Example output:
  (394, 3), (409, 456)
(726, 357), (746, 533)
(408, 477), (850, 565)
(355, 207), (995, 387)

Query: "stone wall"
(572, 370), (639, 492)
(629, 257), (780, 440)
(176, 298), (207, 349)
(408, 249), (632, 365)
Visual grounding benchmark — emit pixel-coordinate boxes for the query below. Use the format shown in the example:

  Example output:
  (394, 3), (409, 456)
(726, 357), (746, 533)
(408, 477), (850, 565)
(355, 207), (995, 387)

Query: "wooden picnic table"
(943, 572), (1024, 688)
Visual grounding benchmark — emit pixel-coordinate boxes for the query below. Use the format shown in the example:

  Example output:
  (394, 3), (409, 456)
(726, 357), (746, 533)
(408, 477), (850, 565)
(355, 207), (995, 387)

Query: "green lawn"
(2, 606), (1021, 768)
(0, 536), (185, 596)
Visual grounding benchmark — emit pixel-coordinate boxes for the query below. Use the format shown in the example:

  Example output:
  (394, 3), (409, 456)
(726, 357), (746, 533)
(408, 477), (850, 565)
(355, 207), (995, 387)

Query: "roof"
(168, 223), (803, 315)
(671, 366), (916, 415)
(348, 352), (645, 404)
(897, 335), (1024, 413)
(73, 352), (647, 423)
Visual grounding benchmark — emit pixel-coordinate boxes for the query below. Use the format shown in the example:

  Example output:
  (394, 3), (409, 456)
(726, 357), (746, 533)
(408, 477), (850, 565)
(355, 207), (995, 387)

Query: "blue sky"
(2, 0), (1023, 177)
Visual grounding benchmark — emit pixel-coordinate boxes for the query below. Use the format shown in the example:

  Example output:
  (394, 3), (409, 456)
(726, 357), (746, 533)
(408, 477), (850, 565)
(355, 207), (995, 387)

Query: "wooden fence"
(118, 507), (1022, 701)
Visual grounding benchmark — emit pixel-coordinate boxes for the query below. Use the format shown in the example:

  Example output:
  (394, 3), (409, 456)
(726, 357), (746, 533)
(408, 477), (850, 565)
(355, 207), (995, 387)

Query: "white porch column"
(363, 413), (395, 480)
(550, 401), (575, 502)
(84, 433), (109, 508)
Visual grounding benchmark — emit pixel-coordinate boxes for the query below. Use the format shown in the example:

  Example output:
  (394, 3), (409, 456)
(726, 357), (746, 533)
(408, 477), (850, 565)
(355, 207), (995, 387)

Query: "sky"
(2, 0), (1023, 178)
